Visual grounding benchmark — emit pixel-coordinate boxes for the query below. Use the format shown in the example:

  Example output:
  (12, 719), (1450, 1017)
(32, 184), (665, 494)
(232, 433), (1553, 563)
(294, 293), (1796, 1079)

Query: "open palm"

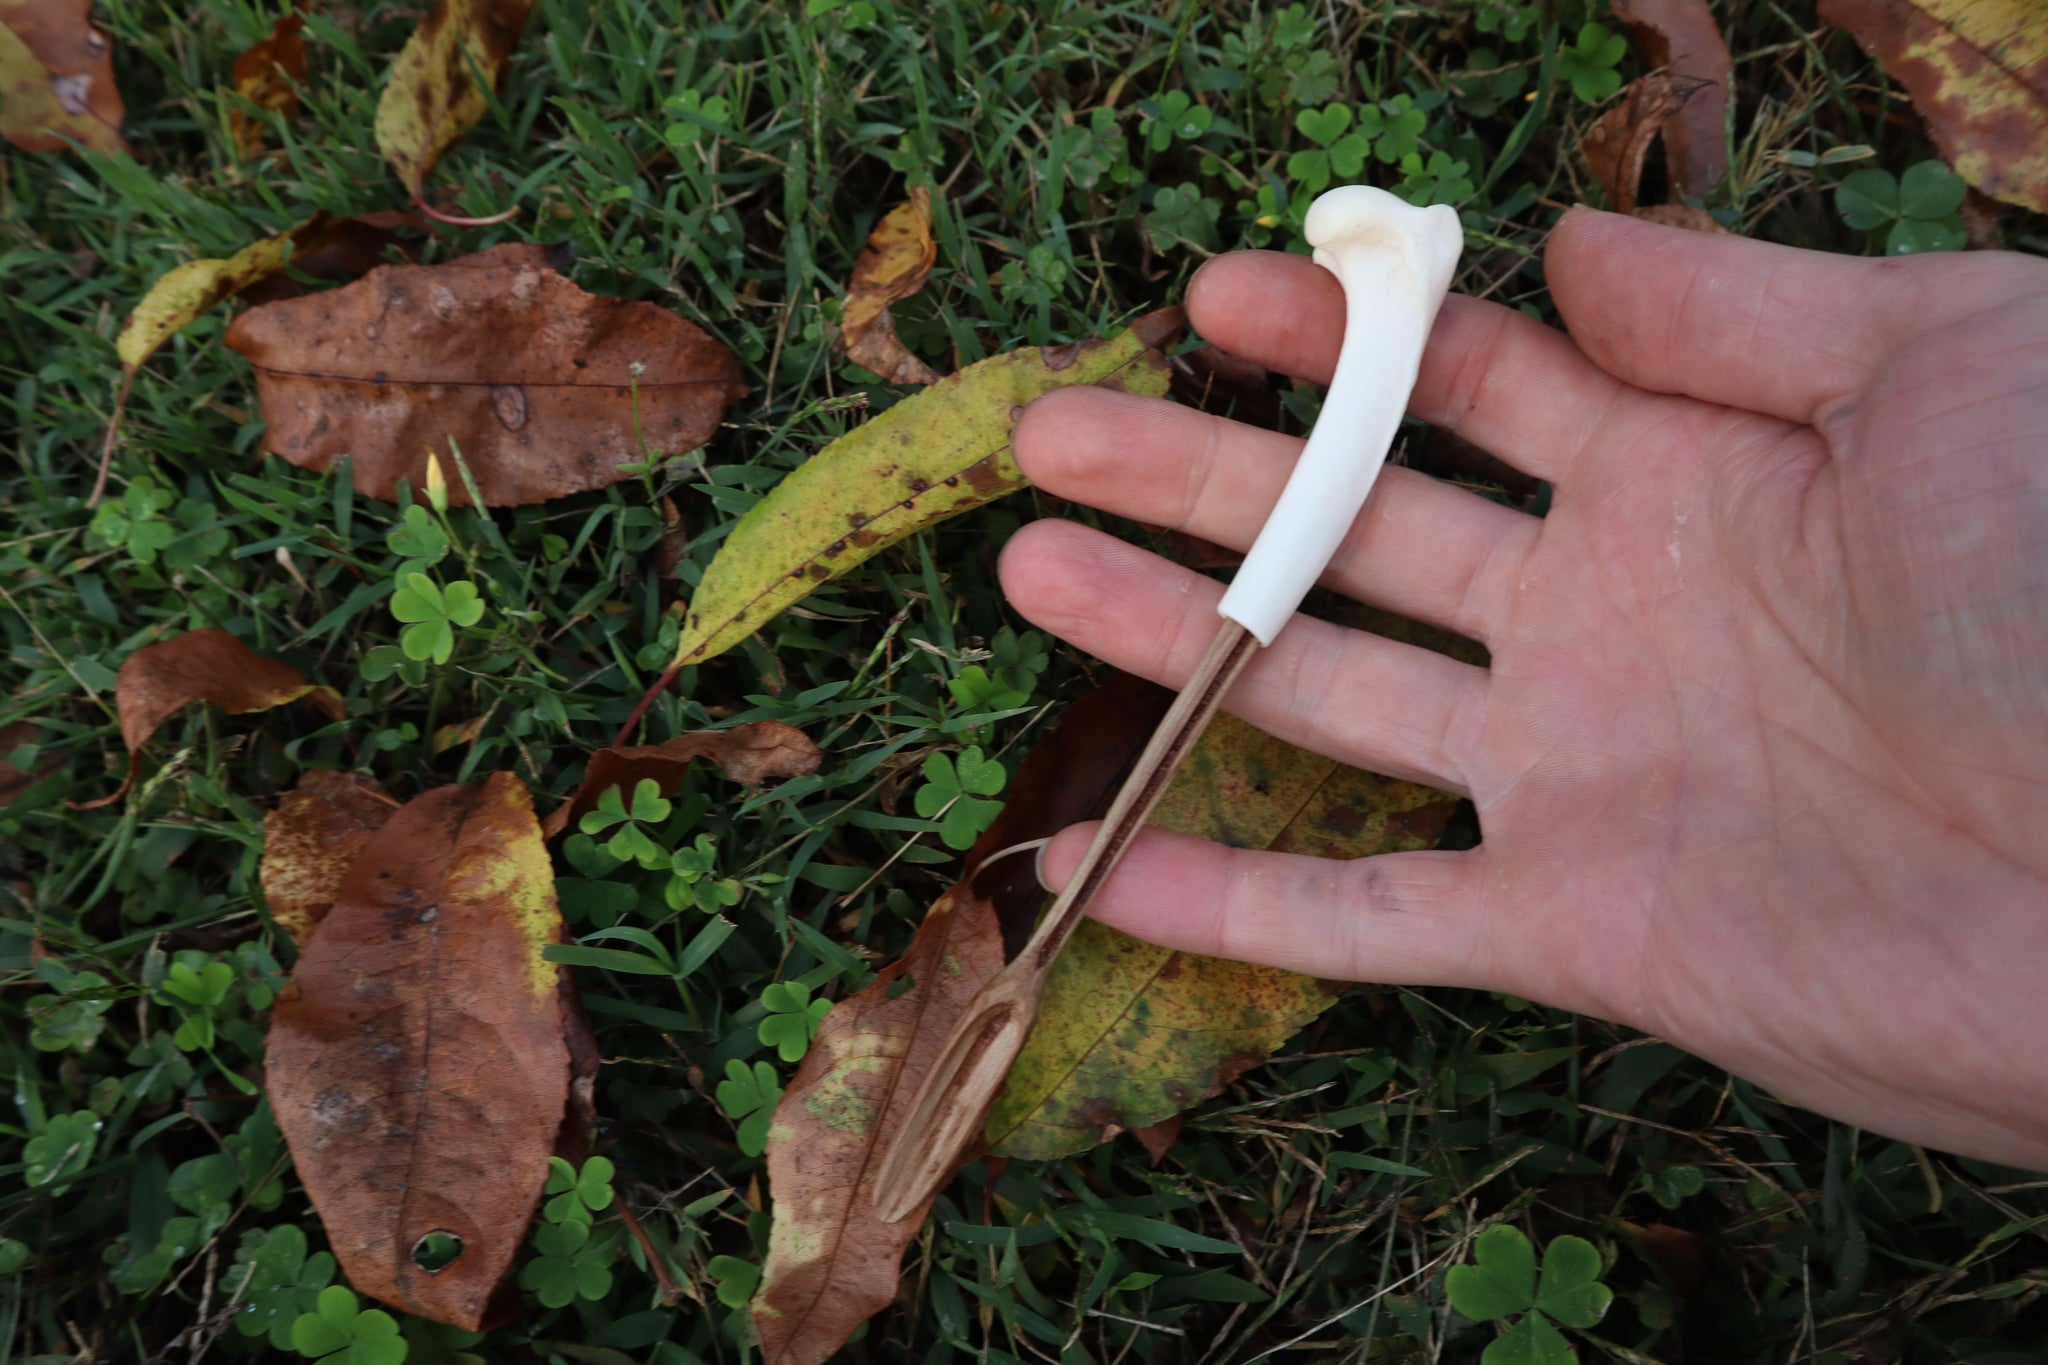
(1006, 209), (2048, 1168)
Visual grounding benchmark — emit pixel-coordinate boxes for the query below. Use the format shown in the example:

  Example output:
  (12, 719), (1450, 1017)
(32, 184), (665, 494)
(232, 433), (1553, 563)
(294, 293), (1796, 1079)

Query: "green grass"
(5, 0), (2047, 1361)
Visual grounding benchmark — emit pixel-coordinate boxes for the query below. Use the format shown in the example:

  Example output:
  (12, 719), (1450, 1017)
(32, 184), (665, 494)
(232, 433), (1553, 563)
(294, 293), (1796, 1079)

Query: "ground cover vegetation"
(3, 0), (2047, 1362)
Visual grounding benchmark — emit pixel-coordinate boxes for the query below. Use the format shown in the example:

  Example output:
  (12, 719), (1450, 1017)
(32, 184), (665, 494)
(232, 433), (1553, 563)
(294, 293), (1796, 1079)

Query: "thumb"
(1039, 823), (1501, 991)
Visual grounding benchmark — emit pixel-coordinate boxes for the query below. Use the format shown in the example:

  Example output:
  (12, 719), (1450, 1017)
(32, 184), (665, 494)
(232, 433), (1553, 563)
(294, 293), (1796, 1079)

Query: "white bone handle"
(1215, 186), (1463, 645)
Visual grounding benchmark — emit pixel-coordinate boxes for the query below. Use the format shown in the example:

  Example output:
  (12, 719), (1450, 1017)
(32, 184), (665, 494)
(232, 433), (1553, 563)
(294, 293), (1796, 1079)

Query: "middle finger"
(1015, 385), (1539, 646)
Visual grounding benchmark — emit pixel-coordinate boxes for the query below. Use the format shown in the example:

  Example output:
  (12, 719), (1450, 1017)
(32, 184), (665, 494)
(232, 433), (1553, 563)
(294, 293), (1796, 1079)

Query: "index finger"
(1187, 250), (1627, 482)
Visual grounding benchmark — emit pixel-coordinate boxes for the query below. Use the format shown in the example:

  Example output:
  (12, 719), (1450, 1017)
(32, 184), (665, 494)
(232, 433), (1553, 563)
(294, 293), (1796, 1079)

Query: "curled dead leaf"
(840, 187), (941, 386)
(76, 628), (344, 810)
(260, 770), (398, 948)
(1821, 0), (2048, 213)
(0, 0), (127, 156)
(541, 722), (823, 839)
(1610, 0), (1733, 197)
(266, 772), (579, 1330)
(229, 11), (306, 160)
(223, 243), (747, 505)
(1581, 71), (1710, 217)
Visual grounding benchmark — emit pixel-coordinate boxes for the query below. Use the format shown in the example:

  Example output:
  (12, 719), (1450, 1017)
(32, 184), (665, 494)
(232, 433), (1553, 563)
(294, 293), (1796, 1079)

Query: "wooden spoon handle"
(872, 621), (1260, 1222)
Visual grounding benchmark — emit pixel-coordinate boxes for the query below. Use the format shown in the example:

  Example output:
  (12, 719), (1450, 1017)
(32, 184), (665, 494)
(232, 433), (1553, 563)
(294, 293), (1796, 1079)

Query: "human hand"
(1004, 208), (2048, 1169)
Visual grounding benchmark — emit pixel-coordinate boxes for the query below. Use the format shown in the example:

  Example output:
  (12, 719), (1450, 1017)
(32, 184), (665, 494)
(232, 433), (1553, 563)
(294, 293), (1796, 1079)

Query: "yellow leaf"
(1822, 0), (2048, 212)
(374, 0), (535, 201)
(669, 308), (1184, 674)
(0, 0), (127, 156)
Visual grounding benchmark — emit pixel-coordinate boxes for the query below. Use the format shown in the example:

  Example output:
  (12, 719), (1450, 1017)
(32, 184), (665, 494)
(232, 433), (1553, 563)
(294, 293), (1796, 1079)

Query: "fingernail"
(1033, 839), (1055, 894)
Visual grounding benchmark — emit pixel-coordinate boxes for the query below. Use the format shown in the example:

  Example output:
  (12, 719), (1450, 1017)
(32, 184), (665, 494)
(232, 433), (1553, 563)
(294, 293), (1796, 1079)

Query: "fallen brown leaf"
(1821, 0), (2048, 213)
(223, 243), (747, 505)
(96, 212), (436, 505)
(267, 772), (580, 1330)
(239, 212), (431, 305)
(0, 0), (127, 156)
(259, 770), (399, 948)
(229, 11), (306, 160)
(542, 721), (822, 838)
(1632, 203), (1729, 232)
(753, 883), (1006, 1365)
(752, 679), (1163, 1365)
(839, 187), (941, 386)
(1610, 0), (1732, 197)
(76, 628), (344, 810)
(1168, 343), (1287, 432)
(1581, 71), (1706, 217)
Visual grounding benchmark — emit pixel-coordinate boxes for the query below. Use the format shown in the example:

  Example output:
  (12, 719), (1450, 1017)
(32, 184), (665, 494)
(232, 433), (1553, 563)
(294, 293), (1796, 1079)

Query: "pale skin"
(1009, 207), (2048, 1171)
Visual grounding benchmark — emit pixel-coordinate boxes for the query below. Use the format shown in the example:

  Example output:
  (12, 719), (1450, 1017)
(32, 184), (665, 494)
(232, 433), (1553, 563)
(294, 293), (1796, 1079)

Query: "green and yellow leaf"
(668, 308), (1185, 673)
(983, 712), (1463, 1160)
(374, 0), (535, 201)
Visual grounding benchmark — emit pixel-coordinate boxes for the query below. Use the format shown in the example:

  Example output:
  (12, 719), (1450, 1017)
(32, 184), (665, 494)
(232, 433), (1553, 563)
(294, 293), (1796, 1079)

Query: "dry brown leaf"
(1582, 71), (1705, 216)
(0, 0), (127, 156)
(238, 212), (430, 305)
(839, 187), (941, 386)
(1610, 0), (1732, 197)
(752, 679), (1164, 1365)
(1820, 0), (2048, 213)
(229, 11), (306, 160)
(753, 883), (1006, 1365)
(1130, 1114), (1182, 1166)
(1632, 203), (1730, 232)
(224, 243), (746, 505)
(266, 772), (578, 1330)
(259, 770), (398, 948)
(541, 721), (822, 839)
(77, 628), (344, 810)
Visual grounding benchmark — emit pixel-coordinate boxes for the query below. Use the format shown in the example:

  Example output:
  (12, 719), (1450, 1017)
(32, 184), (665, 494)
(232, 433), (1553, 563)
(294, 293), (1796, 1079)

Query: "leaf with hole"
(265, 773), (582, 1329)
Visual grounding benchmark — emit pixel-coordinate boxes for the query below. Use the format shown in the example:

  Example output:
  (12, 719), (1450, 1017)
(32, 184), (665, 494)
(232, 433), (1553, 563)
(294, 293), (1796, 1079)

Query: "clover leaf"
(519, 1218), (614, 1308)
(386, 504), (449, 567)
(542, 1155), (617, 1224)
(1836, 161), (1967, 255)
(1142, 90), (1211, 151)
(28, 968), (113, 1053)
(715, 1059), (783, 1156)
(1372, 94), (1428, 163)
(577, 778), (671, 868)
(706, 1254), (760, 1309)
(665, 833), (741, 912)
(1145, 182), (1222, 253)
(25, 1111), (101, 1195)
(389, 573), (485, 665)
(290, 1285), (406, 1365)
(89, 476), (178, 565)
(1447, 1226), (1611, 1365)
(914, 747), (1006, 850)
(1556, 21), (1627, 104)
(231, 1225), (337, 1349)
(757, 981), (833, 1063)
